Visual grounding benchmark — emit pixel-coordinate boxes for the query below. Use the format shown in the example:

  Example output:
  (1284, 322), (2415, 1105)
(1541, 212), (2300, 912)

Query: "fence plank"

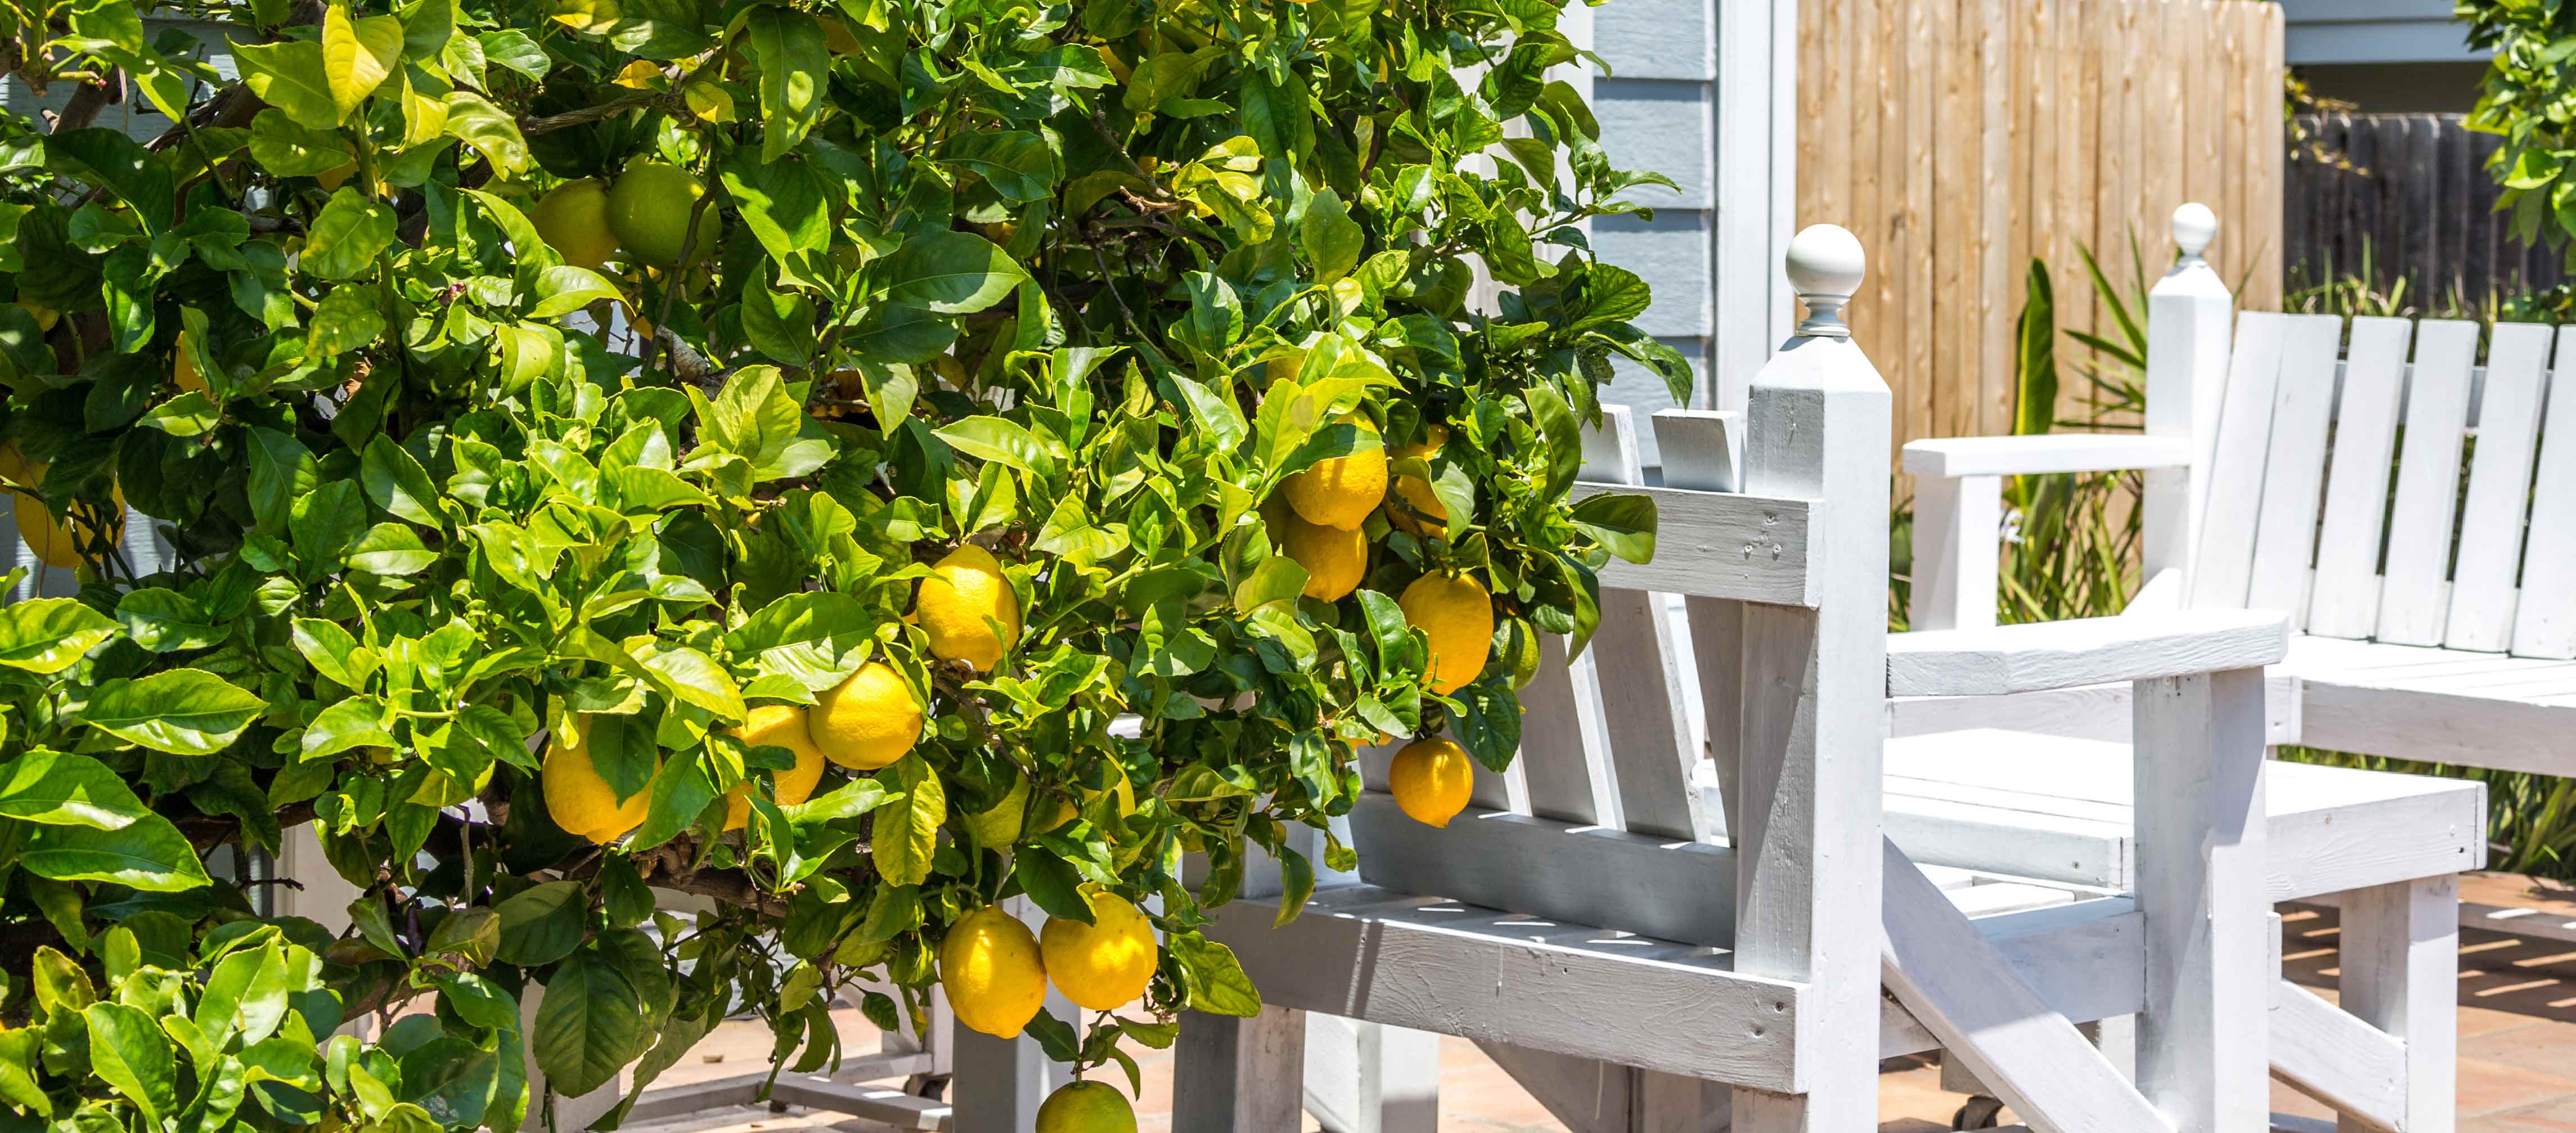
(2287, 112), (2566, 304)
(1801, 0), (2283, 463)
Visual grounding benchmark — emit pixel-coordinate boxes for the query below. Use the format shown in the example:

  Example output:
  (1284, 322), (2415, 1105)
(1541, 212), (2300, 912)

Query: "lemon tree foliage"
(0, 0), (1679, 1123)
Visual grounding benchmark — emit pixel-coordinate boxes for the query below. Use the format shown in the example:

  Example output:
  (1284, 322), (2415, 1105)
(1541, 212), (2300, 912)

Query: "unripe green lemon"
(1035, 1080), (1136, 1133)
(531, 178), (622, 270)
(606, 162), (720, 268)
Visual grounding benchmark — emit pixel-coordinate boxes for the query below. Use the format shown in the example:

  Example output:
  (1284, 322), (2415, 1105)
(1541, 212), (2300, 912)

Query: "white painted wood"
(1900, 434), (2194, 478)
(1884, 610), (2288, 697)
(1202, 892), (1808, 1093)
(2444, 323), (2555, 652)
(2144, 208), (2235, 585)
(2245, 315), (2347, 628)
(2335, 877), (2458, 1133)
(2373, 320), (2479, 645)
(1908, 472), (2002, 631)
(2306, 317), (2412, 640)
(2268, 980), (2406, 1133)
(2132, 667), (2270, 1133)
(1882, 729), (2481, 899)
(1515, 631), (1612, 826)
(1877, 898), (2148, 1059)
(2189, 312), (2289, 610)
(1878, 841), (2169, 1132)
(1472, 1042), (1630, 1133)
(1172, 1006), (1306, 1132)
(2510, 327), (2576, 658)
(1731, 225), (1888, 1133)
(1303, 1015), (1439, 1133)
(1346, 793), (1737, 946)
(1658, 410), (1748, 838)
(1571, 483), (1816, 604)
(1586, 408), (1710, 841)
(1710, 0), (1795, 412)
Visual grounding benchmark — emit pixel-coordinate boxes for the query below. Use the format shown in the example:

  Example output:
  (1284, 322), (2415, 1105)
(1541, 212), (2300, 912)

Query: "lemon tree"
(0, 0), (1679, 1125)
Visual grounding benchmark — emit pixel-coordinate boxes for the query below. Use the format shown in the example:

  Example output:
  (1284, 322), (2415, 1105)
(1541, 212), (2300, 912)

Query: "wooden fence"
(1799, 0), (2285, 455)
(2287, 113), (2568, 306)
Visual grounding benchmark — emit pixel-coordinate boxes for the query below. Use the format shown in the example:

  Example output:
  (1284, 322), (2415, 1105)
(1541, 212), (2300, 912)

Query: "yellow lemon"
(964, 768), (1030, 848)
(532, 178), (623, 271)
(914, 544), (1020, 671)
(0, 446), (122, 571)
(1035, 1081), (1136, 1133)
(1385, 425), (1451, 536)
(1278, 509), (1365, 601)
(941, 905), (1048, 1039)
(1398, 572), (1493, 695)
(1039, 887), (1158, 1011)
(542, 716), (654, 843)
(1282, 416), (1386, 530)
(606, 162), (720, 268)
(1389, 735), (1474, 828)
(722, 704), (830, 830)
(809, 662), (923, 770)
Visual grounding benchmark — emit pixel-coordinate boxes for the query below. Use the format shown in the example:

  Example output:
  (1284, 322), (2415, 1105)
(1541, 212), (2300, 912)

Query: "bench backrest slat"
(2444, 322), (2556, 651)
(1513, 629), (1610, 826)
(2510, 327), (2576, 658)
(1579, 407), (1712, 843)
(2189, 312), (2290, 610)
(2305, 317), (2412, 639)
(2244, 314), (2344, 628)
(2370, 319), (2479, 646)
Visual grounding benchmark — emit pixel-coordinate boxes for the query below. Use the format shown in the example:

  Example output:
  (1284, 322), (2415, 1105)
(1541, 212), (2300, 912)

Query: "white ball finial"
(2171, 202), (2217, 264)
(1786, 224), (1865, 338)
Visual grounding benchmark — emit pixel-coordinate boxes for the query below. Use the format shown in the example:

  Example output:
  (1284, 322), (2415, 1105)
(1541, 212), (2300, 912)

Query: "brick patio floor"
(634, 904), (2576, 1131)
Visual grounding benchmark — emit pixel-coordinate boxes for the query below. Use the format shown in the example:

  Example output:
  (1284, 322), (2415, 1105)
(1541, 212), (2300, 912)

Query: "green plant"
(0, 0), (1679, 1127)
(2462, 1), (2576, 256)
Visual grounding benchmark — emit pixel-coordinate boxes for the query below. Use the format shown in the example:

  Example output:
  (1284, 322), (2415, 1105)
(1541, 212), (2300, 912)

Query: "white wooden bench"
(1897, 204), (2503, 1132)
(1152, 227), (2299, 1133)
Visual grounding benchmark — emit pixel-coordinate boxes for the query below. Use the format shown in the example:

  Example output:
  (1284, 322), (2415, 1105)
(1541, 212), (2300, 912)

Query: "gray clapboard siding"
(2, 17), (234, 145)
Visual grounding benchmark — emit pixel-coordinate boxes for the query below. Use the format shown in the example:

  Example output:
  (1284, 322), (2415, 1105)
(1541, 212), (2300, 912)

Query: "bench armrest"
(1900, 434), (2193, 478)
(1886, 610), (2287, 697)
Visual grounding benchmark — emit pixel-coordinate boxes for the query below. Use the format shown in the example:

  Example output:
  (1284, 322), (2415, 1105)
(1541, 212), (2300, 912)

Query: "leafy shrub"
(0, 0), (1680, 1126)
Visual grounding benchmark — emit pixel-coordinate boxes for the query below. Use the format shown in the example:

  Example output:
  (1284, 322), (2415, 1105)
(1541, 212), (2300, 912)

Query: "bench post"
(1731, 225), (1891, 1131)
(2337, 876), (2458, 1133)
(2132, 666), (2270, 1132)
(2142, 203), (2234, 592)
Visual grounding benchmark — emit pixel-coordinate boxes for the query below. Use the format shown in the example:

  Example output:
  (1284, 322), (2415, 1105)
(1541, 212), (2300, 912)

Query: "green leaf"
(846, 304), (959, 364)
(1568, 491), (1657, 564)
(246, 110), (353, 177)
(24, 816), (210, 892)
(871, 754), (944, 887)
(443, 90), (530, 175)
(1169, 932), (1261, 1016)
(0, 597), (120, 672)
(115, 588), (225, 653)
(304, 187), (397, 280)
(933, 416), (1057, 480)
(83, 668), (269, 755)
(230, 38), (341, 130)
(1012, 846), (1094, 923)
(638, 644), (744, 723)
(302, 696), (395, 760)
(361, 434), (443, 527)
(345, 523), (438, 575)
(494, 879), (587, 967)
(198, 941), (292, 1045)
(293, 617), (380, 689)
(883, 231), (1030, 315)
(746, 7), (827, 162)
(718, 157), (829, 260)
(478, 28), (550, 79)
(83, 1001), (177, 1120)
(938, 130), (1058, 202)
(0, 751), (150, 829)
(320, 3), (404, 120)
(524, 264), (623, 319)
(1300, 189), (1365, 283)
(531, 949), (645, 1098)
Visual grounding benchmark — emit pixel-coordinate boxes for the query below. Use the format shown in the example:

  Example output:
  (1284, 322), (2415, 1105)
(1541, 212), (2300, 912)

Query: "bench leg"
(1174, 1005), (1307, 1131)
(948, 1023), (1061, 1131)
(1305, 1016), (1439, 1133)
(2337, 877), (2457, 1133)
